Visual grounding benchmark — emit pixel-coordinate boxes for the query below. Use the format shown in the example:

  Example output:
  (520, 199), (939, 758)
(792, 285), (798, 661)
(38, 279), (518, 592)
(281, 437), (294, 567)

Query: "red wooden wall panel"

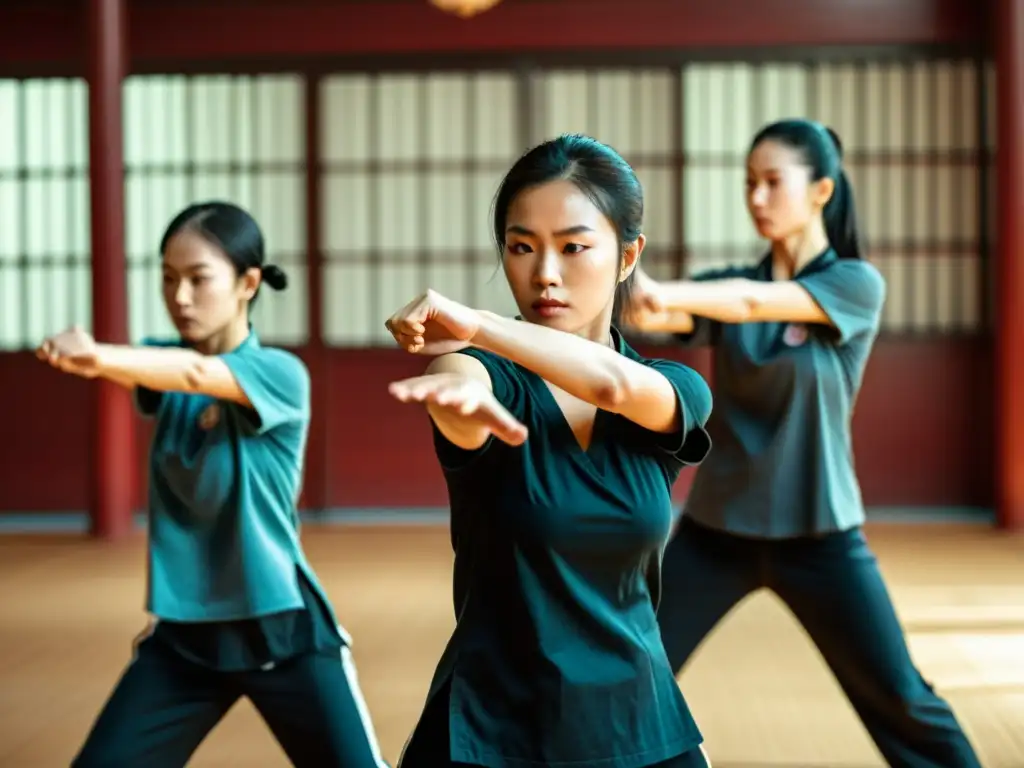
(0, 0), (992, 514)
(0, 337), (991, 513)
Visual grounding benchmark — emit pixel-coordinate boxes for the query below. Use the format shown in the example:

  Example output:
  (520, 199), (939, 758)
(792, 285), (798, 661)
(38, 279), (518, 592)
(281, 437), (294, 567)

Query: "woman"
(38, 201), (388, 768)
(385, 134), (714, 768)
(626, 119), (982, 767)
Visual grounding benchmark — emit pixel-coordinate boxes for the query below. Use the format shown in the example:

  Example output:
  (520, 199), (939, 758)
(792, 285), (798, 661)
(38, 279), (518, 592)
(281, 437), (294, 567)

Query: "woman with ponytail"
(39, 201), (388, 768)
(626, 121), (982, 766)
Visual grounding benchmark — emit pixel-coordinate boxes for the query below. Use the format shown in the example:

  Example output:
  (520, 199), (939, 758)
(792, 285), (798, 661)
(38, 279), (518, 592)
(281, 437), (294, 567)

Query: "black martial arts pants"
(657, 517), (982, 768)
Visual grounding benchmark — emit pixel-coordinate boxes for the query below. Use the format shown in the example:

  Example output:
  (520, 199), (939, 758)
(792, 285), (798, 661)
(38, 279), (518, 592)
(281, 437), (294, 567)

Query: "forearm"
(657, 279), (758, 322)
(471, 311), (648, 409)
(93, 344), (215, 396)
(628, 309), (696, 334)
(98, 368), (143, 390)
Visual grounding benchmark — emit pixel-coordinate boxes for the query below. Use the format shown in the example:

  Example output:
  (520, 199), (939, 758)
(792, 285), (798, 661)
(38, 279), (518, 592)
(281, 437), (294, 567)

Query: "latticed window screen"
(319, 58), (992, 345)
(682, 59), (991, 335)
(0, 78), (91, 350)
(122, 74), (308, 345)
(0, 57), (994, 351)
(319, 72), (522, 346)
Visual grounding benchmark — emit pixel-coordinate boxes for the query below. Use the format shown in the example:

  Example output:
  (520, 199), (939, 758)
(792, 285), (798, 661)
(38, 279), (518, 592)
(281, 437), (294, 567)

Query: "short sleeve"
(134, 337), (182, 418)
(642, 359), (713, 467)
(797, 259), (886, 344)
(674, 265), (754, 348)
(430, 348), (526, 472)
(219, 346), (310, 434)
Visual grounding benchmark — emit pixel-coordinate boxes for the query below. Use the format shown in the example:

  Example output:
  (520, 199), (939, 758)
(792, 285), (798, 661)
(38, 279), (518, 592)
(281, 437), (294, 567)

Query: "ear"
(620, 234), (645, 283)
(811, 176), (835, 209)
(239, 266), (261, 301)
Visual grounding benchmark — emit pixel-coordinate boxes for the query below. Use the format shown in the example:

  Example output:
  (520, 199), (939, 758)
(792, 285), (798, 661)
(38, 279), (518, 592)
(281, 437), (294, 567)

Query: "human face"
(745, 139), (834, 242)
(502, 179), (641, 341)
(161, 229), (258, 346)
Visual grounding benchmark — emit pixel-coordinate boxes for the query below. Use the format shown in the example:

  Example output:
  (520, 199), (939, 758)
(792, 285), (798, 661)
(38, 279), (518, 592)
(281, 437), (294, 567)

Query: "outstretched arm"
(388, 289), (695, 436)
(93, 345), (252, 407)
(639, 259), (887, 342)
(471, 310), (683, 435)
(37, 327), (252, 408)
(389, 353), (527, 450)
(649, 277), (831, 325)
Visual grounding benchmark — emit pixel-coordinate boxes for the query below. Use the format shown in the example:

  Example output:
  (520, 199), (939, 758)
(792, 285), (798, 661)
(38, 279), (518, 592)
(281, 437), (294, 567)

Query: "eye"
(563, 243), (588, 255)
(507, 242), (532, 255)
(191, 275), (209, 286)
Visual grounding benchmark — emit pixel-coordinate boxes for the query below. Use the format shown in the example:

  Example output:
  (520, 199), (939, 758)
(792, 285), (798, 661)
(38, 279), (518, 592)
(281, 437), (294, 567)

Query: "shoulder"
(451, 348), (524, 392)
(642, 357), (713, 425)
(692, 262), (760, 282)
(805, 258), (886, 299)
(453, 347), (518, 374)
(824, 257), (884, 284)
(219, 344), (311, 431)
(225, 345), (310, 387)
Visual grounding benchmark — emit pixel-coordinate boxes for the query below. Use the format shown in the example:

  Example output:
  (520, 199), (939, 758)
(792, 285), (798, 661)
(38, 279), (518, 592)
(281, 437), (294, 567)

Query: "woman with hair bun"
(39, 201), (389, 768)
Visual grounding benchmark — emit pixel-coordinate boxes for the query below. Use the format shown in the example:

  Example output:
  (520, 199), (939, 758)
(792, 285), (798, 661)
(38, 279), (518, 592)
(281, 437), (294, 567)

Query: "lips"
(531, 298), (569, 319)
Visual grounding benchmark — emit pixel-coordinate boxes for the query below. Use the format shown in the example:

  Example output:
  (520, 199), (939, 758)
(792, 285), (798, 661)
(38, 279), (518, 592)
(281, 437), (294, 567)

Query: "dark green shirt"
(423, 329), (713, 768)
(678, 249), (886, 539)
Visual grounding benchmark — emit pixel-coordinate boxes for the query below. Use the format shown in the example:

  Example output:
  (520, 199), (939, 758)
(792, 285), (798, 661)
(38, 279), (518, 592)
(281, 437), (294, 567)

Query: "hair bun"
(262, 264), (288, 290)
(824, 126), (844, 159)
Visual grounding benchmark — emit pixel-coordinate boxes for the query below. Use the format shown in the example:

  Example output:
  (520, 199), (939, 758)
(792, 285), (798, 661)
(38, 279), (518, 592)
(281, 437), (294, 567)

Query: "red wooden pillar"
(87, 0), (134, 540)
(302, 73), (328, 514)
(994, 0), (1024, 531)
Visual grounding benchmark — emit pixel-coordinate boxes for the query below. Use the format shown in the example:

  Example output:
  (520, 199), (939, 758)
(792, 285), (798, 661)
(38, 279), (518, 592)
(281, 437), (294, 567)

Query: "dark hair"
(749, 119), (863, 260)
(159, 201), (288, 304)
(492, 134), (643, 324)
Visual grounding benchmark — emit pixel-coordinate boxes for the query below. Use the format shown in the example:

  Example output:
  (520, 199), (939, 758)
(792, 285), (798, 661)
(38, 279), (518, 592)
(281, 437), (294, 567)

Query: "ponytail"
(824, 169), (863, 260)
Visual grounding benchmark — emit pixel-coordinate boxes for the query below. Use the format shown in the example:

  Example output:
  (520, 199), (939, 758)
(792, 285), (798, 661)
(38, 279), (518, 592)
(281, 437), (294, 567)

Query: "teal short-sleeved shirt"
(677, 249), (886, 538)
(136, 332), (338, 630)
(419, 328), (713, 768)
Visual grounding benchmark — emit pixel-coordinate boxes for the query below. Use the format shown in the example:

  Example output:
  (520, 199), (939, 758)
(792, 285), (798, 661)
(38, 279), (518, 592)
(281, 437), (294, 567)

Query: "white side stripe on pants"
(339, 643), (389, 768)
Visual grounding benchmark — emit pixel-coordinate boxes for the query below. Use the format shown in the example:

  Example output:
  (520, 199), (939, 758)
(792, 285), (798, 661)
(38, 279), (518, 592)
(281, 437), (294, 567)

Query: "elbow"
(182, 353), (215, 391)
(720, 298), (757, 323)
(716, 279), (759, 323)
(594, 380), (627, 410)
(592, 365), (631, 410)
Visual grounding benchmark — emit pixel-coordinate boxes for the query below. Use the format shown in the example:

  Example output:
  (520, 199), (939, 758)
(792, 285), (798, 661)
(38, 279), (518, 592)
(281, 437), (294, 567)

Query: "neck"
(770, 218), (829, 280)
(576, 307), (615, 348)
(195, 318), (250, 355)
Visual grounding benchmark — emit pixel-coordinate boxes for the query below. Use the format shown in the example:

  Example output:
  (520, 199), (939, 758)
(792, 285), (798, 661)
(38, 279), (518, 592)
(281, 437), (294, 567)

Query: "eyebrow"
(505, 225), (596, 237)
(162, 264), (213, 274)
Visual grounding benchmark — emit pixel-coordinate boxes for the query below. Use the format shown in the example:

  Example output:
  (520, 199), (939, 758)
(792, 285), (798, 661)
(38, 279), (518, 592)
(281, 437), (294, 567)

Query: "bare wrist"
(470, 309), (504, 350)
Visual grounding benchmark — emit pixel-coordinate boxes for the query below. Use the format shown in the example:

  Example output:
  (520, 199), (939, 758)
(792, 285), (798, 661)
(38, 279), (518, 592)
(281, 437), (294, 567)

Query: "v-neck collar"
(760, 247), (836, 281)
(522, 326), (629, 476)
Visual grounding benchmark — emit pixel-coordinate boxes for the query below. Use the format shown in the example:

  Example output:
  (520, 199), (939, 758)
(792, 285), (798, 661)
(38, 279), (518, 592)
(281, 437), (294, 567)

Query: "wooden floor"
(1, 524), (1022, 768)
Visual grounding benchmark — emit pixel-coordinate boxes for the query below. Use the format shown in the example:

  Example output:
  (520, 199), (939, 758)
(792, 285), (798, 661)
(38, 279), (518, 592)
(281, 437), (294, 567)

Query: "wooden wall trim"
(0, 0), (984, 77)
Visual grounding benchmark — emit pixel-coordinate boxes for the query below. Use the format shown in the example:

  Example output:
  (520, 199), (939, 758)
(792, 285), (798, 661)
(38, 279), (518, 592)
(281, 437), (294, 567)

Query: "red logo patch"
(783, 323), (809, 347)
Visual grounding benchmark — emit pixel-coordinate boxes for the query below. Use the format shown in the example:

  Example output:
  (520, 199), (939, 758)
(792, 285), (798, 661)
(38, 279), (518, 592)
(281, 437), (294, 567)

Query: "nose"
(532, 247), (563, 287)
(172, 280), (192, 308)
(749, 183), (769, 209)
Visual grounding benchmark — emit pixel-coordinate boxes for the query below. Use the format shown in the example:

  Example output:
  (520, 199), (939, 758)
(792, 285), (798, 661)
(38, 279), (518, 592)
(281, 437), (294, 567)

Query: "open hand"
(388, 372), (528, 446)
(36, 326), (100, 378)
(385, 289), (480, 356)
